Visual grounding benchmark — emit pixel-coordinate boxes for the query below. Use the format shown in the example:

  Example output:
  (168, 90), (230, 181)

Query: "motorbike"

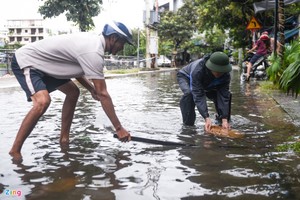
(240, 52), (269, 81)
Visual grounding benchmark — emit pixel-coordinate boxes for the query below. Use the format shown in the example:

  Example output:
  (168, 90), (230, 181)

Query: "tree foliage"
(158, 0), (300, 51)
(157, 0), (199, 51)
(117, 29), (146, 57)
(158, 11), (194, 51)
(190, 0), (300, 48)
(157, 0), (253, 56)
(38, 0), (103, 32)
(267, 39), (300, 97)
(193, 0), (258, 48)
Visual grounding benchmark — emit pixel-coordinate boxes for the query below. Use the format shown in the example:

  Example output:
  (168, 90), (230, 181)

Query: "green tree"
(192, 0), (256, 49)
(158, 3), (197, 66)
(279, 42), (300, 98)
(117, 29), (146, 57)
(158, 40), (173, 57)
(202, 27), (227, 53)
(267, 39), (300, 97)
(192, 0), (300, 48)
(38, 0), (103, 32)
(2, 42), (23, 50)
(158, 0), (198, 49)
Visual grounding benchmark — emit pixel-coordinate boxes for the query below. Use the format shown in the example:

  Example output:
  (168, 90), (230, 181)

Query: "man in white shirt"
(9, 21), (133, 161)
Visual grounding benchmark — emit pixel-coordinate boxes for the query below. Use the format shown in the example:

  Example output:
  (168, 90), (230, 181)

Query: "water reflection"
(0, 70), (299, 200)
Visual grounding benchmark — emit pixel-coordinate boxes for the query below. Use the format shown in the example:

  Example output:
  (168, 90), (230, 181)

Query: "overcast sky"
(0, 0), (145, 32)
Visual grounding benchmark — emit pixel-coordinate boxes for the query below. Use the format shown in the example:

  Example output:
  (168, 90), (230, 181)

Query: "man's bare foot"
(60, 142), (69, 152)
(60, 138), (70, 152)
(9, 151), (23, 163)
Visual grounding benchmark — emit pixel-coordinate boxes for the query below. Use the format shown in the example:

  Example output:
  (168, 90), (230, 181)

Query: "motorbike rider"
(246, 33), (271, 81)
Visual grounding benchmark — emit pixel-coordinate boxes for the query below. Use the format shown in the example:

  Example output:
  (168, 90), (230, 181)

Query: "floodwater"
(0, 69), (299, 200)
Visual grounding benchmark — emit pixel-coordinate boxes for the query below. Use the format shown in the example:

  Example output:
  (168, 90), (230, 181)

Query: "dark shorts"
(11, 55), (70, 101)
(250, 54), (263, 65)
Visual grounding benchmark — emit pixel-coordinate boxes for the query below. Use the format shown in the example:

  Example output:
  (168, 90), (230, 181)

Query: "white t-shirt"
(15, 32), (106, 79)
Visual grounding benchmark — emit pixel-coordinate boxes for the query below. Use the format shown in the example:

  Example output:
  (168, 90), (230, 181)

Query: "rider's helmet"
(260, 35), (269, 41)
(102, 21), (133, 45)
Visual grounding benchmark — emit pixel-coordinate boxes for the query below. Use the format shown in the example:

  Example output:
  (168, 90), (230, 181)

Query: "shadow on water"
(0, 69), (299, 200)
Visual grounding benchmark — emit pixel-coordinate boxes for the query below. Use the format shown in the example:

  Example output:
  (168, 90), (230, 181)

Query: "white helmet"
(102, 21), (133, 45)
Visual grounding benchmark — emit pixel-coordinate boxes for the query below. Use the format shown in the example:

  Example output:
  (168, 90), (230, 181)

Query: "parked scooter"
(240, 52), (269, 81)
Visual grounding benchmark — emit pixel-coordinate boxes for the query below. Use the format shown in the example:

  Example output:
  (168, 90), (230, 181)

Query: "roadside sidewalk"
(270, 90), (300, 127)
(0, 67), (178, 89)
(105, 67), (177, 78)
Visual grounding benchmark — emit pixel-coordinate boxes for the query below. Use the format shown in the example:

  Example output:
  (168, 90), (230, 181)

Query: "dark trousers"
(180, 92), (196, 126)
(177, 72), (231, 126)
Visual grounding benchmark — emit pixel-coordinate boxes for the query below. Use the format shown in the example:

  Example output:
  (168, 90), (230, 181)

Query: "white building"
(158, 0), (184, 12)
(6, 19), (50, 45)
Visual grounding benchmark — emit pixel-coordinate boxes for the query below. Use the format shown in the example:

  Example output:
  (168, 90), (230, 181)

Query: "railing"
(104, 55), (148, 70)
(0, 50), (148, 77)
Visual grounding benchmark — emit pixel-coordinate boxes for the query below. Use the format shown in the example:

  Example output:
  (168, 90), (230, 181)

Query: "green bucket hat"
(205, 52), (232, 73)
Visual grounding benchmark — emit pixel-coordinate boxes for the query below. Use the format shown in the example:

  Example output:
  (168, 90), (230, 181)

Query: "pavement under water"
(0, 68), (299, 200)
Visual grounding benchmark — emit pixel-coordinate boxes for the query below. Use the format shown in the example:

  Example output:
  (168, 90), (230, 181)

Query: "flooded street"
(0, 69), (299, 200)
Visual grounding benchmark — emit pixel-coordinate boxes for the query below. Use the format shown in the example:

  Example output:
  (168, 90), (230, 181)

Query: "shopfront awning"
(254, 0), (300, 13)
(285, 27), (300, 40)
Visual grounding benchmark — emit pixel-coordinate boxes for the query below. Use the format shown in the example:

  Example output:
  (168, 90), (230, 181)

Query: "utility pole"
(144, 0), (159, 68)
(152, 0), (158, 68)
(145, 0), (151, 68)
(137, 28), (140, 68)
(274, 0), (278, 56)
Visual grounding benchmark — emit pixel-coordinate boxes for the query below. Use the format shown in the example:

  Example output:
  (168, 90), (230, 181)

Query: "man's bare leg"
(9, 90), (51, 160)
(57, 81), (80, 145)
(246, 62), (252, 80)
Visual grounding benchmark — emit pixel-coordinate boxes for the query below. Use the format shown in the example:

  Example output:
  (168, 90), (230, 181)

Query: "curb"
(105, 67), (178, 79)
(270, 91), (300, 127)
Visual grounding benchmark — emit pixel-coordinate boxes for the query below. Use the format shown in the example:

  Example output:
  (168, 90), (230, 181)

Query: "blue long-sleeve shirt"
(178, 55), (231, 119)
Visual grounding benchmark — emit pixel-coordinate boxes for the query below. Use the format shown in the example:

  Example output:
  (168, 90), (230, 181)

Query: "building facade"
(158, 0), (183, 12)
(6, 19), (49, 45)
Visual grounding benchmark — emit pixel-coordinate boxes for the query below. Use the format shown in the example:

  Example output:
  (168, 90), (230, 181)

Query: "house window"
(31, 28), (36, 35)
(16, 29), (21, 34)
